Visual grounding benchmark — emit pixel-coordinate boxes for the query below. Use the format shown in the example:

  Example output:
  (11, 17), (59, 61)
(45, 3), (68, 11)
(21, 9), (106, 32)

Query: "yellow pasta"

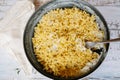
(32, 7), (103, 78)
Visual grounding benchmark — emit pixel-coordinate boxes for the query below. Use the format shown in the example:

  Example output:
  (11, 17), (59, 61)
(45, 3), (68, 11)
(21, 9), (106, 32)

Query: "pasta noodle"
(32, 7), (103, 78)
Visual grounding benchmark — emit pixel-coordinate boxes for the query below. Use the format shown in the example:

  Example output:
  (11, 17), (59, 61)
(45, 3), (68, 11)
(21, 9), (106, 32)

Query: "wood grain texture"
(86, 0), (120, 6)
(0, 0), (120, 80)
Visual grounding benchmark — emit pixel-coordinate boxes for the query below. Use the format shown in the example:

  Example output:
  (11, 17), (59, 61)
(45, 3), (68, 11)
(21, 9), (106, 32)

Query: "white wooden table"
(0, 0), (120, 80)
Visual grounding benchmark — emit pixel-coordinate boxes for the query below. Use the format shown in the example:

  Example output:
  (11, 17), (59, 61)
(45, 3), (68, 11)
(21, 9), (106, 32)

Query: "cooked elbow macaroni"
(32, 7), (103, 78)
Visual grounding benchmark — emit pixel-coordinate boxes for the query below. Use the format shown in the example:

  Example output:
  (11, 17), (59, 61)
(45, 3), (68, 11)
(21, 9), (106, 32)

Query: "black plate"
(23, 0), (110, 80)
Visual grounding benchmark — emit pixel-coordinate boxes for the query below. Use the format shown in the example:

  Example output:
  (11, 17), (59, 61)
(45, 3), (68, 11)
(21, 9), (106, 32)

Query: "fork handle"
(101, 38), (120, 43)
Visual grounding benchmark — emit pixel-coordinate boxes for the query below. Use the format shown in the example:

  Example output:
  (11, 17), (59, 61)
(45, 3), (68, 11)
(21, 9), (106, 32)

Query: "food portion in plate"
(32, 7), (104, 78)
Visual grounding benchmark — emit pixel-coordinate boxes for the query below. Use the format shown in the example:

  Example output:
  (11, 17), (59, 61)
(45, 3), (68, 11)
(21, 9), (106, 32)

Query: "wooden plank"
(86, 0), (120, 6)
(0, 0), (120, 80)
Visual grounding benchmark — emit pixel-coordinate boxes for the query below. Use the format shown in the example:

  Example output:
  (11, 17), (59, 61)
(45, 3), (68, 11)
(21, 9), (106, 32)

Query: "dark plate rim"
(23, 0), (110, 80)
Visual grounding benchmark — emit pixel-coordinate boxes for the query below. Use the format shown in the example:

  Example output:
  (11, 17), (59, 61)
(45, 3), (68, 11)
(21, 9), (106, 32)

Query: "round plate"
(23, 0), (110, 80)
